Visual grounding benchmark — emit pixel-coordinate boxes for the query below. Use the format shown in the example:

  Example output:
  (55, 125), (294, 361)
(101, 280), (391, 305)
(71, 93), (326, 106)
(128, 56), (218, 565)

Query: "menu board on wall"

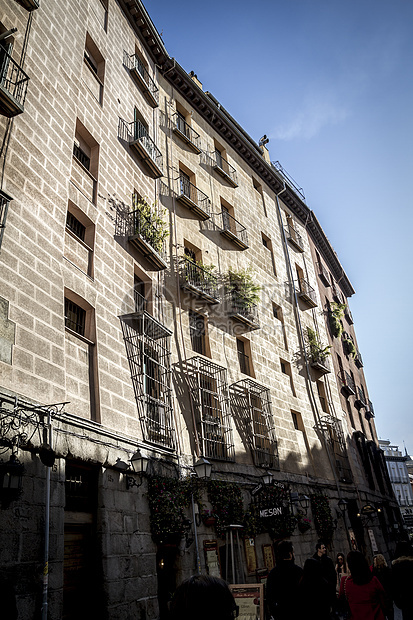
(244, 538), (257, 574)
(229, 584), (263, 620)
(262, 544), (275, 571)
(203, 540), (221, 578)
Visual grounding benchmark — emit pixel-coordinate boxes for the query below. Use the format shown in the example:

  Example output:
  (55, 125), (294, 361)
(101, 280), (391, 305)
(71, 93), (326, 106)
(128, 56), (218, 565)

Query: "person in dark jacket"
(391, 541), (413, 620)
(297, 558), (336, 620)
(266, 540), (303, 620)
(312, 541), (337, 594)
(372, 554), (393, 620)
(169, 575), (238, 620)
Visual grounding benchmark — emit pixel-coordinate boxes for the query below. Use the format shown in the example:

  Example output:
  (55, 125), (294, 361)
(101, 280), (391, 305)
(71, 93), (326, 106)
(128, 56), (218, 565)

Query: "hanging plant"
(307, 327), (331, 363)
(310, 494), (334, 544)
(343, 337), (357, 359)
(296, 516), (312, 534)
(147, 476), (193, 544)
(133, 196), (169, 253)
(225, 267), (262, 308)
(328, 302), (346, 339)
(207, 480), (244, 537)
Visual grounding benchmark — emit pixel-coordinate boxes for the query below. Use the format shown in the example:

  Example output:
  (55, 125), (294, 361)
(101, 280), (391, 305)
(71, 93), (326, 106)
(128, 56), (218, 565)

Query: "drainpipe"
(41, 409), (52, 620)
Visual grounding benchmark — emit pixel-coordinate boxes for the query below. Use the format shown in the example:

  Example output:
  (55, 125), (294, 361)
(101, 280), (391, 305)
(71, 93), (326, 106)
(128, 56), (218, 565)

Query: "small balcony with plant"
(208, 151), (238, 187)
(176, 175), (210, 220)
(171, 113), (201, 153)
(342, 332), (357, 360)
(119, 118), (163, 178)
(180, 256), (220, 303)
(216, 210), (248, 250)
(115, 196), (169, 270)
(295, 278), (318, 308)
(328, 302), (346, 338)
(338, 370), (356, 396)
(285, 221), (304, 252)
(126, 53), (159, 107)
(306, 327), (331, 375)
(365, 400), (375, 419)
(225, 268), (261, 330)
(354, 349), (363, 368)
(355, 386), (367, 409)
(317, 261), (331, 286)
(0, 48), (29, 117)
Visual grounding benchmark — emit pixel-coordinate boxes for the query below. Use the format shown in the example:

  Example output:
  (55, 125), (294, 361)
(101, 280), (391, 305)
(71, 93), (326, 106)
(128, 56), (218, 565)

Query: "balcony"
(331, 281), (343, 303)
(0, 50), (29, 117)
(176, 176), (210, 220)
(209, 151), (238, 187)
(355, 386), (367, 409)
(345, 306), (354, 324)
(309, 354), (331, 375)
(217, 210), (248, 250)
(180, 256), (220, 304)
(317, 261), (331, 286)
(172, 113), (201, 153)
(365, 400), (375, 419)
(285, 222), (304, 252)
(229, 293), (260, 330)
(0, 189), (13, 248)
(295, 278), (318, 308)
(128, 54), (159, 107)
(119, 118), (163, 178)
(338, 370), (356, 396)
(355, 349), (363, 368)
(15, 0), (39, 9)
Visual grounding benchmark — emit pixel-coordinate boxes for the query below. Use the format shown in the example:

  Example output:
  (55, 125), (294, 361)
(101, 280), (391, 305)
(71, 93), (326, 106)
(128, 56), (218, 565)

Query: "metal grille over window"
(66, 212), (86, 242)
(184, 357), (234, 462)
(65, 299), (86, 336)
(119, 311), (175, 450)
(318, 415), (352, 483)
(230, 379), (279, 469)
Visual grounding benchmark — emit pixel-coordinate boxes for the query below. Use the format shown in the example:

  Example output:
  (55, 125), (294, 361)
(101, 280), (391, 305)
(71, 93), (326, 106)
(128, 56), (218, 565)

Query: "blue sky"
(146, 0), (413, 451)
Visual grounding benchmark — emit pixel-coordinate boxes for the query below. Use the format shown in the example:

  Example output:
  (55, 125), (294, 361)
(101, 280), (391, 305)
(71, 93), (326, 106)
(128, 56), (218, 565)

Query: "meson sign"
(259, 506), (284, 518)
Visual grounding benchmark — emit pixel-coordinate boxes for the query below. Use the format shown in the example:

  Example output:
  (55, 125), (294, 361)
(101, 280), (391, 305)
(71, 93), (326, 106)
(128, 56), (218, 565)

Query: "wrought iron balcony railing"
(172, 113), (201, 153)
(134, 290), (148, 313)
(355, 349), (363, 368)
(209, 151), (238, 187)
(128, 53), (159, 107)
(285, 222), (304, 252)
(345, 306), (354, 324)
(309, 353), (331, 375)
(272, 161), (306, 201)
(229, 293), (260, 329)
(338, 370), (356, 396)
(0, 49), (29, 117)
(317, 261), (331, 286)
(0, 189), (12, 249)
(180, 256), (220, 303)
(176, 175), (210, 220)
(355, 386), (367, 408)
(119, 118), (163, 178)
(295, 278), (317, 308)
(217, 210), (248, 249)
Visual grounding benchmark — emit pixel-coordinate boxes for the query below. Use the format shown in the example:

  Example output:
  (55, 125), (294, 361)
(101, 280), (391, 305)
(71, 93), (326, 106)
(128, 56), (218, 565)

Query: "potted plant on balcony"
(225, 267), (261, 309)
(133, 196), (169, 253)
(307, 328), (331, 366)
(343, 335), (357, 359)
(328, 301), (346, 338)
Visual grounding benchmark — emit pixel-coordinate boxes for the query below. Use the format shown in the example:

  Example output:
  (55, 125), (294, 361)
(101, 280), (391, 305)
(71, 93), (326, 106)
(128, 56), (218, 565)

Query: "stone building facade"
(0, 1), (401, 618)
(379, 440), (413, 537)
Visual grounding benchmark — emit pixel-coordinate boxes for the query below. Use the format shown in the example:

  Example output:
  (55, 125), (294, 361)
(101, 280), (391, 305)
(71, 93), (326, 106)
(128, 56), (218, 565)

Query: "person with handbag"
(339, 551), (387, 620)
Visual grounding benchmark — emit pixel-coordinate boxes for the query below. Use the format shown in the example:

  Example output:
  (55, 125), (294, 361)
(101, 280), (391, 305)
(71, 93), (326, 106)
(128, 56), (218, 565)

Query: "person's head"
(276, 540), (294, 562)
(303, 558), (324, 581)
(373, 554), (387, 569)
(346, 551), (372, 585)
(336, 553), (347, 570)
(316, 541), (327, 557)
(169, 575), (238, 620)
(394, 541), (413, 560)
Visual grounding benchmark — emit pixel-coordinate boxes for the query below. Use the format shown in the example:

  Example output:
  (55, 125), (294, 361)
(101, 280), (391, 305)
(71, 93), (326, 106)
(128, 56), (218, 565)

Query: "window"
(72, 120), (99, 204)
(316, 381), (329, 413)
(237, 338), (252, 376)
(66, 211), (86, 242)
(253, 178), (267, 216)
(189, 310), (207, 356)
(291, 411), (304, 431)
(261, 233), (276, 276)
(280, 358), (296, 395)
(272, 303), (288, 349)
(65, 298), (86, 336)
(82, 34), (105, 104)
(65, 202), (95, 277)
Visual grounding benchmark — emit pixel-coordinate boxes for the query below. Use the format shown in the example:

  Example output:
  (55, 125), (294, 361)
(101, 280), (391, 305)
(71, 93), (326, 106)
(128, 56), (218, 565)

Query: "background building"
(380, 440), (413, 538)
(0, 1), (401, 618)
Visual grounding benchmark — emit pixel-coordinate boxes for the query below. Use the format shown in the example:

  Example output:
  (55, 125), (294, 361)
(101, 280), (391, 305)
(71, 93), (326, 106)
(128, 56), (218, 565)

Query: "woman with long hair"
(335, 552), (348, 593)
(339, 551), (386, 620)
(372, 554), (393, 620)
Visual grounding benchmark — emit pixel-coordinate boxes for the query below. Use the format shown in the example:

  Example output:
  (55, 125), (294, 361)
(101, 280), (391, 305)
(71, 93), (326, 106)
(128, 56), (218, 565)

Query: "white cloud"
(272, 98), (349, 141)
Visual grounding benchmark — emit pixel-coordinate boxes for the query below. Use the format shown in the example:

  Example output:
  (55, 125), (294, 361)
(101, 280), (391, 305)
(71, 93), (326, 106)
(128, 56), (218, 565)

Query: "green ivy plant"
(207, 480), (244, 537)
(343, 336), (357, 359)
(328, 302), (346, 339)
(225, 267), (261, 308)
(307, 327), (331, 363)
(310, 494), (335, 544)
(147, 476), (193, 544)
(133, 196), (169, 253)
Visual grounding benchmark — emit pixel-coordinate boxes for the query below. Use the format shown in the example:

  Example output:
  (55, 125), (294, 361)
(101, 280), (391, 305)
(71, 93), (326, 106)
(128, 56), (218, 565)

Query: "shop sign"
(259, 505), (284, 518)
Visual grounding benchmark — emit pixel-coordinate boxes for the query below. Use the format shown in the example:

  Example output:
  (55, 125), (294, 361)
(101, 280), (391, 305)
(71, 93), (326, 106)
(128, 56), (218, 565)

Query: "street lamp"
(126, 450), (150, 489)
(192, 456), (212, 574)
(194, 457), (212, 479)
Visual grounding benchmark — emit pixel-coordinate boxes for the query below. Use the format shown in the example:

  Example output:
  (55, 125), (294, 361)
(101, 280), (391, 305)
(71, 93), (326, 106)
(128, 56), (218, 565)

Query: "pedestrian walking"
(312, 541), (337, 595)
(335, 552), (348, 594)
(339, 550), (387, 620)
(266, 540), (303, 620)
(391, 541), (413, 620)
(169, 575), (238, 620)
(297, 558), (336, 620)
(372, 554), (393, 620)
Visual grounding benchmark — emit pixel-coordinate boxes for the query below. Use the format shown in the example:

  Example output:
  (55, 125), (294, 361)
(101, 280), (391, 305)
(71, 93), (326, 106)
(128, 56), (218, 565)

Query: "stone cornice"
(121, 1), (355, 298)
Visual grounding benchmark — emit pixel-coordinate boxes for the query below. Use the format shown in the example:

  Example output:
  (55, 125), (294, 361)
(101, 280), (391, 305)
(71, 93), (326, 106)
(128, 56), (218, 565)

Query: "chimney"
(258, 135), (270, 163)
(189, 71), (203, 90)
